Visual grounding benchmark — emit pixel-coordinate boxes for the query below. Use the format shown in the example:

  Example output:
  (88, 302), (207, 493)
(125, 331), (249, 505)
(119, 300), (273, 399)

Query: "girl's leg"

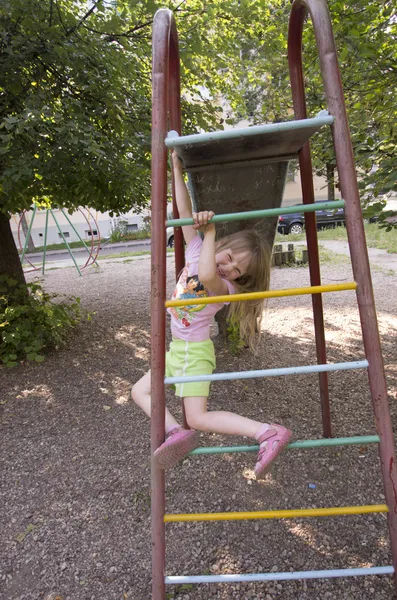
(131, 370), (179, 431)
(132, 372), (200, 469)
(184, 396), (292, 479)
(183, 396), (263, 438)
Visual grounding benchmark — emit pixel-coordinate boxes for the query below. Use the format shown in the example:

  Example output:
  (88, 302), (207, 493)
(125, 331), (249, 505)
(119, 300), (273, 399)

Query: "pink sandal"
(153, 427), (200, 469)
(254, 424), (292, 479)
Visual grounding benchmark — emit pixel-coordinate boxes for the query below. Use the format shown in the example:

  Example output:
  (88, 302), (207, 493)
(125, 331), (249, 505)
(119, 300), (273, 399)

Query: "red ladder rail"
(289, 0), (397, 591)
(151, 9), (182, 599)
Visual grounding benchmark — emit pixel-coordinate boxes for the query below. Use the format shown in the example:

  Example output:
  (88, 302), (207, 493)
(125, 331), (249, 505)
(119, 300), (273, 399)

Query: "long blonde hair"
(215, 229), (271, 352)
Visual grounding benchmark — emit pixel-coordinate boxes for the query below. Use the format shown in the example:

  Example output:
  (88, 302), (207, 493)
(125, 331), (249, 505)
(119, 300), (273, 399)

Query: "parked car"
(277, 200), (345, 235)
(166, 226), (175, 247)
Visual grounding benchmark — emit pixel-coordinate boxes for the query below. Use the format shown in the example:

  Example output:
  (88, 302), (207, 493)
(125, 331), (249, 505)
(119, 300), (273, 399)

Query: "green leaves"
(227, 318), (245, 356)
(223, 0), (396, 225)
(0, 0), (289, 218)
(1, 0), (395, 227)
(15, 523), (38, 543)
(0, 275), (83, 367)
(0, 0), (153, 214)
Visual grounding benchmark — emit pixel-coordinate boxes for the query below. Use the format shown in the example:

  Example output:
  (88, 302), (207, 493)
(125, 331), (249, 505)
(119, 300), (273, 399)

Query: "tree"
(226, 0), (397, 224)
(0, 0), (280, 285)
(0, 0), (150, 282)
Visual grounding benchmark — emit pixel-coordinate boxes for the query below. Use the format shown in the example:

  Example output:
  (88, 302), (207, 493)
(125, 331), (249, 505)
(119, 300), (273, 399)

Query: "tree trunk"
(0, 212), (26, 285)
(326, 163), (335, 201)
(20, 212), (35, 252)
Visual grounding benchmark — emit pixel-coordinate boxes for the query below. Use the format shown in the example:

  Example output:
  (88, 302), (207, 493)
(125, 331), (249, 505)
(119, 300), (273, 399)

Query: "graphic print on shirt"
(169, 265), (208, 328)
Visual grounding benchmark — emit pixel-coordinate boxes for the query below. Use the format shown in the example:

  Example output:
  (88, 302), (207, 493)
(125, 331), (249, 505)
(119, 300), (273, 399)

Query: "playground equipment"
(150, 1), (397, 598)
(17, 205), (100, 276)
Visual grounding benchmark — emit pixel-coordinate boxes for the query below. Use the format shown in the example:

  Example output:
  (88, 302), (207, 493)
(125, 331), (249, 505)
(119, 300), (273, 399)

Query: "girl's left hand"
(192, 211), (215, 233)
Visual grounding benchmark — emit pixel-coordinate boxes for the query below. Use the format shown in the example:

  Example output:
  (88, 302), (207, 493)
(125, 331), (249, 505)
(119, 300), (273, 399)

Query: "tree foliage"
(0, 0), (278, 217)
(0, 0), (278, 283)
(1, 0), (395, 234)
(308, 0), (397, 221)
(227, 0), (397, 224)
(1, 0), (151, 215)
(0, 275), (82, 367)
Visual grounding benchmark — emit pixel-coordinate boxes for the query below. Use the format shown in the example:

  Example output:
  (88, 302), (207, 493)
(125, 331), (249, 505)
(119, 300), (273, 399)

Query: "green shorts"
(166, 338), (216, 398)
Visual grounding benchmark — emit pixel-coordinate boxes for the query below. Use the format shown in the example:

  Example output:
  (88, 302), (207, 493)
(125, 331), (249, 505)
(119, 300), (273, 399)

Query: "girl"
(131, 152), (291, 478)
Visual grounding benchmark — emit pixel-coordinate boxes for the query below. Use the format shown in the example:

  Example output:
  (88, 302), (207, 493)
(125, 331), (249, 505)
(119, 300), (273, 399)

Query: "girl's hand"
(171, 150), (183, 172)
(192, 211), (215, 234)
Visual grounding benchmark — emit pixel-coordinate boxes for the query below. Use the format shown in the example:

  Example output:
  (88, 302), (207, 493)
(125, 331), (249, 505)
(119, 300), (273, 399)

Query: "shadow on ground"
(0, 259), (396, 600)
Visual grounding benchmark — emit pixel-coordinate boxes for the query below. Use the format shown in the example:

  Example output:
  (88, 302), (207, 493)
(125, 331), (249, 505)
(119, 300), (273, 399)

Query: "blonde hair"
(215, 229), (271, 352)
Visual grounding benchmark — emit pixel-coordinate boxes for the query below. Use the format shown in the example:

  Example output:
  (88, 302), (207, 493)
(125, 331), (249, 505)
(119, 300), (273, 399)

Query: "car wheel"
(168, 235), (174, 248)
(288, 223), (303, 235)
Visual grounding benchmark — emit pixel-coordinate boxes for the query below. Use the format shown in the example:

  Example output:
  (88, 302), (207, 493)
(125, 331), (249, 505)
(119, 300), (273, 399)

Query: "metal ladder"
(149, 2), (397, 598)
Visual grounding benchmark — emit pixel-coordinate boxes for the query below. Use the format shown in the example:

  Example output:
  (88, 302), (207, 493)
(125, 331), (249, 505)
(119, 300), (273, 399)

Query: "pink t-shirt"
(168, 235), (235, 342)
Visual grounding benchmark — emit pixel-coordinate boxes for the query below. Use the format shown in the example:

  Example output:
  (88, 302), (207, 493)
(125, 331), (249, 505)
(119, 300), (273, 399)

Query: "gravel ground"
(1, 255), (397, 600)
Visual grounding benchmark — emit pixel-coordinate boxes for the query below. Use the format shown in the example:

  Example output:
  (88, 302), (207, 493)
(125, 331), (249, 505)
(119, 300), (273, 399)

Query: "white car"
(166, 227), (174, 247)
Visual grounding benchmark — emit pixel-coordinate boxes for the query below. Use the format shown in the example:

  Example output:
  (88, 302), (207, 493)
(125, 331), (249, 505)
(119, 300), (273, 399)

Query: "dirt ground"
(1, 254), (397, 600)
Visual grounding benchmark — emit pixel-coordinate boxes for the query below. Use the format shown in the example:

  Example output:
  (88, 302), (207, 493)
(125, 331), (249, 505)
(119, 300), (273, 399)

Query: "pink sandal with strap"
(254, 424), (292, 479)
(153, 427), (200, 470)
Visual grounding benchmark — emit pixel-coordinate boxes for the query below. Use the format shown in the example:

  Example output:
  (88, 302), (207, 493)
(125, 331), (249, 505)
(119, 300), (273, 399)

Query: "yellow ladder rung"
(164, 504), (388, 522)
(165, 282), (357, 308)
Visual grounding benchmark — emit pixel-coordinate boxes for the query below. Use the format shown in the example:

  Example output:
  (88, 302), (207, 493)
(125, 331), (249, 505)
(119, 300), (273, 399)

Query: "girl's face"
(215, 248), (251, 282)
(187, 279), (198, 291)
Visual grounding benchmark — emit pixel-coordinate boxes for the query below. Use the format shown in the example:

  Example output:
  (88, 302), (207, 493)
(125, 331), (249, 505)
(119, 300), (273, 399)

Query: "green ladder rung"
(190, 435), (380, 455)
(166, 200), (344, 227)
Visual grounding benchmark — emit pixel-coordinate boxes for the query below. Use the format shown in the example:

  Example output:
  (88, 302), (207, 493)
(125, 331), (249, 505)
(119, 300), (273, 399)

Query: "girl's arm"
(171, 151), (197, 246)
(195, 213), (229, 296)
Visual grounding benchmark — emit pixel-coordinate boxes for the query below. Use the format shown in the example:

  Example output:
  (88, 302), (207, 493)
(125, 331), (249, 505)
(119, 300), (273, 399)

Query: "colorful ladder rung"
(164, 504), (388, 523)
(165, 282), (357, 308)
(165, 566), (394, 585)
(166, 199), (344, 227)
(190, 434), (380, 455)
(165, 113), (334, 148)
(165, 359), (368, 385)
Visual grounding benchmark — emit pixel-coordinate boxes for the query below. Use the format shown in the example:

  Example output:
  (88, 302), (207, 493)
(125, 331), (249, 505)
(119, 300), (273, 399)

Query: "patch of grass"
(371, 265), (396, 277)
(97, 250), (150, 260)
(362, 223), (397, 253)
(318, 245), (350, 264)
(275, 223), (397, 253)
(314, 225), (349, 242)
(279, 245), (349, 268)
(275, 231), (306, 243)
(275, 226), (348, 244)
(98, 248), (174, 261)
(109, 229), (151, 243)
(19, 239), (107, 254)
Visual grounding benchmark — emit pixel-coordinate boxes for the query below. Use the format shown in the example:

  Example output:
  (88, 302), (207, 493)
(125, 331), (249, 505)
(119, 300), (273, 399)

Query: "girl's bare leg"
(183, 396), (263, 438)
(131, 370), (179, 431)
(183, 396), (292, 479)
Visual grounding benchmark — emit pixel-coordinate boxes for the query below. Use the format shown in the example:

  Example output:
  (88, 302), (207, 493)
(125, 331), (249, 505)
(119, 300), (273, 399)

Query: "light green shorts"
(166, 338), (216, 398)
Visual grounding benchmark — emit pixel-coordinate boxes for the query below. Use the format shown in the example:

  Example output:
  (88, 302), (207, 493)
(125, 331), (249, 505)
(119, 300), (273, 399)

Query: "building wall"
(283, 169), (341, 207)
(10, 207), (151, 248)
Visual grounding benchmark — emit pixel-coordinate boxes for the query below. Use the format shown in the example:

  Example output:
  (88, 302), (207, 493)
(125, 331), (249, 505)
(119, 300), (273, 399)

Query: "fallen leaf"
(15, 523), (37, 542)
(103, 405), (111, 411)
